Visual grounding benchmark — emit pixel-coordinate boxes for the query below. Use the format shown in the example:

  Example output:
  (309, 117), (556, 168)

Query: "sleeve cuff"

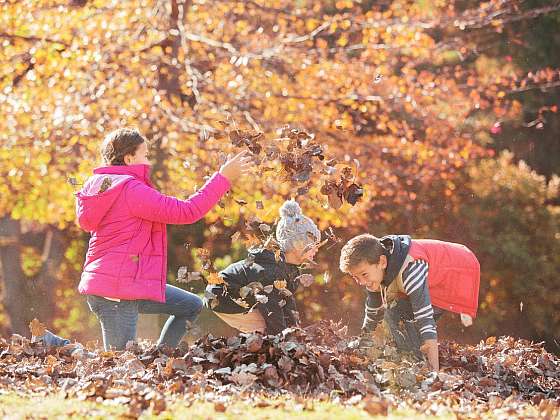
(421, 331), (437, 341)
(208, 172), (231, 195)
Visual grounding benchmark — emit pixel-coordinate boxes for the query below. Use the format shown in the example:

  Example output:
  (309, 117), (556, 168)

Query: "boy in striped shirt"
(339, 234), (480, 371)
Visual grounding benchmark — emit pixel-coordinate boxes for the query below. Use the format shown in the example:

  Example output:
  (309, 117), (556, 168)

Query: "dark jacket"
(208, 249), (300, 335)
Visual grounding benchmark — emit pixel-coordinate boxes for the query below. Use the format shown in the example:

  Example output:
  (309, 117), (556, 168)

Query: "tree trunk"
(0, 216), (66, 335)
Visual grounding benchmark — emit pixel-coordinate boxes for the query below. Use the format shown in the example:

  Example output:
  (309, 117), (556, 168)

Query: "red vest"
(408, 240), (480, 318)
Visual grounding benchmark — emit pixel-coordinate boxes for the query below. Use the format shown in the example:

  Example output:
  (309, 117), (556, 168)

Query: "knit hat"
(275, 200), (320, 252)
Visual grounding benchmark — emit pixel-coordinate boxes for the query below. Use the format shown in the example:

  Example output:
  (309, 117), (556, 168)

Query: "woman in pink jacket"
(74, 127), (251, 350)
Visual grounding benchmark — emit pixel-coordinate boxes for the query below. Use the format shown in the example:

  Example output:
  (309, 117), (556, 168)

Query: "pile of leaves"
(0, 321), (558, 418)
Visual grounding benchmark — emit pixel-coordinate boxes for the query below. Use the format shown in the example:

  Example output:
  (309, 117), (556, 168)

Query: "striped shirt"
(362, 259), (437, 341)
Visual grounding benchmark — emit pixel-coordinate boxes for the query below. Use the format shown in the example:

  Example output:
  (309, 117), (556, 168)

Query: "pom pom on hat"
(276, 200), (320, 252)
(279, 200), (303, 220)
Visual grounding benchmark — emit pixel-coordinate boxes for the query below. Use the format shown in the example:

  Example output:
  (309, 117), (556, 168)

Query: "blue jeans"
(87, 285), (203, 350)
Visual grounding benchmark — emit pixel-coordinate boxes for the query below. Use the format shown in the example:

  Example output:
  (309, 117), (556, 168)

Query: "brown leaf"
(362, 398), (389, 416)
(98, 177), (112, 193)
(245, 334), (263, 353)
(207, 272), (225, 285)
(278, 355), (294, 372)
(29, 319), (46, 338)
(344, 183), (364, 205)
(274, 280), (287, 290)
(295, 274), (314, 288)
(230, 371), (257, 386)
(214, 402), (227, 413)
(327, 191), (343, 209)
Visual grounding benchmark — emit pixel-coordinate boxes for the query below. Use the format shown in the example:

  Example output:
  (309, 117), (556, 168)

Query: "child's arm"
(124, 172), (230, 224)
(402, 259), (439, 370)
(362, 291), (384, 333)
(255, 290), (288, 335)
(283, 295), (299, 327)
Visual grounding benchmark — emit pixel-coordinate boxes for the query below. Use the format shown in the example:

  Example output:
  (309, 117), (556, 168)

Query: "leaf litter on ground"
(0, 320), (557, 418)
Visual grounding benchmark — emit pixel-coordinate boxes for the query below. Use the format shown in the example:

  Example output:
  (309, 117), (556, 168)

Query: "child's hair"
(275, 200), (320, 253)
(101, 128), (146, 166)
(339, 234), (386, 273)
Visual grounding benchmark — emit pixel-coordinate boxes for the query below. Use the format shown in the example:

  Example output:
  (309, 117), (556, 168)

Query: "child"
(207, 200), (320, 335)
(339, 234), (480, 371)
(76, 127), (251, 350)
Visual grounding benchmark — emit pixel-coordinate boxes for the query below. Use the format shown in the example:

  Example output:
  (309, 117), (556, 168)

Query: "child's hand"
(219, 150), (252, 183)
(420, 339), (439, 371)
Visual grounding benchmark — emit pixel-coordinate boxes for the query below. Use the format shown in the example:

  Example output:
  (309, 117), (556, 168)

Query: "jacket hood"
(381, 234), (411, 286)
(75, 164), (152, 232)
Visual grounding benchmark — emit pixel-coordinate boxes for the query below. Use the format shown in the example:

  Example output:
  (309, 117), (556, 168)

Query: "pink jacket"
(75, 164), (230, 302)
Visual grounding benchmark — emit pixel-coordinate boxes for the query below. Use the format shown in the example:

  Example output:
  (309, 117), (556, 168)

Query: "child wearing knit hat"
(206, 200), (320, 335)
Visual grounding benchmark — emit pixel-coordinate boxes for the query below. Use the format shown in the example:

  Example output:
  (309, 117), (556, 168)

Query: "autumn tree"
(0, 0), (558, 344)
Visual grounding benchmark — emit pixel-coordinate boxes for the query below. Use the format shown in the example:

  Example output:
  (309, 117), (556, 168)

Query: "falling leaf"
(232, 297), (250, 308)
(295, 274), (314, 287)
(255, 294), (269, 304)
(67, 177), (80, 187)
(344, 183), (364, 205)
(328, 191), (343, 209)
(256, 201), (264, 210)
(177, 266), (188, 281)
(274, 280), (287, 290)
(195, 248), (212, 271)
(207, 272), (225, 285)
(98, 177), (112, 193)
(259, 223), (271, 233)
(29, 319), (46, 338)
(243, 234), (262, 249)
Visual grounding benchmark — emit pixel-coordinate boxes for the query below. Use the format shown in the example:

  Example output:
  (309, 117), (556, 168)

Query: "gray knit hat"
(275, 200), (320, 253)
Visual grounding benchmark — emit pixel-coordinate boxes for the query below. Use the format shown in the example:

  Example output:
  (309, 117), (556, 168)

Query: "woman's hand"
(219, 150), (252, 183)
(420, 339), (440, 371)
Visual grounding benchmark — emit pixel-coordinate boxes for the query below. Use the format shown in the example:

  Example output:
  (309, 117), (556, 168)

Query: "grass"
(0, 392), (446, 419)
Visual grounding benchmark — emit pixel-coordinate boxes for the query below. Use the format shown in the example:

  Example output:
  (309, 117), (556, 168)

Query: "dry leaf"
(274, 280), (287, 290)
(207, 272), (225, 285)
(295, 274), (314, 287)
(29, 319), (46, 338)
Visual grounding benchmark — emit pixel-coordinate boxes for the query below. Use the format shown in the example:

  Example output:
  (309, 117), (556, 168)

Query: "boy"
(339, 234), (480, 371)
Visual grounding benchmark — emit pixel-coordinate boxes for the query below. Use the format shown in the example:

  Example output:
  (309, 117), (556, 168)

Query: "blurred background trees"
(1, 0), (558, 352)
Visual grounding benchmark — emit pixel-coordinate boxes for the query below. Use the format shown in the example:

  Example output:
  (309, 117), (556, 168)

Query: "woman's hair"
(101, 128), (146, 166)
(275, 200), (320, 253)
